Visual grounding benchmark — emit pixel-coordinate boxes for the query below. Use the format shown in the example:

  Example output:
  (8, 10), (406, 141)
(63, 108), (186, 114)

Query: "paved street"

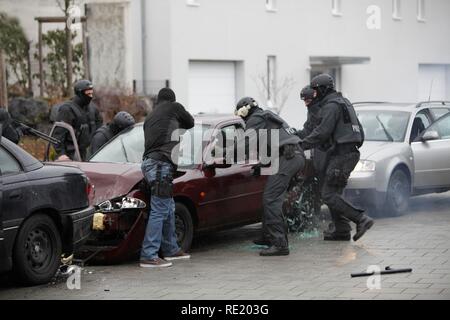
(1, 192), (450, 300)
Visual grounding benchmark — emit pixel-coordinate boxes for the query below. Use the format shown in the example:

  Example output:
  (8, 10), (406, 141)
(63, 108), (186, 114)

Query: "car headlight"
(97, 197), (147, 212)
(353, 160), (376, 172)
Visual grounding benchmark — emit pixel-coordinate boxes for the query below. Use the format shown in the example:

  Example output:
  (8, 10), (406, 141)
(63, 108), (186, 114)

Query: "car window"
(430, 108), (450, 121)
(90, 124), (211, 166)
(211, 124), (245, 163)
(177, 124), (211, 167)
(0, 147), (21, 175)
(416, 110), (432, 128)
(357, 110), (410, 142)
(424, 113), (450, 140)
(90, 126), (141, 163)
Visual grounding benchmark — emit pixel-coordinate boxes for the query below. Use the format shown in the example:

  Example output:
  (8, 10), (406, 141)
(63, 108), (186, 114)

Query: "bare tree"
(253, 73), (296, 115)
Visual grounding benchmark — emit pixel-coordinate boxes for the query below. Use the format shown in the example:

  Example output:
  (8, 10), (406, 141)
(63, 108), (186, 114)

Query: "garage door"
(188, 61), (236, 115)
(419, 64), (450, 101)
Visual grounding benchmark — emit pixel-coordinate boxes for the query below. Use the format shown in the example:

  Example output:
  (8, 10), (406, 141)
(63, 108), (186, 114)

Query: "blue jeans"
(141, 158), (180, 260)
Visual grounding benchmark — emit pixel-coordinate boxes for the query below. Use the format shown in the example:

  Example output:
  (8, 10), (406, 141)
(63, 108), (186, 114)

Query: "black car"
(0, 137), (94, 285)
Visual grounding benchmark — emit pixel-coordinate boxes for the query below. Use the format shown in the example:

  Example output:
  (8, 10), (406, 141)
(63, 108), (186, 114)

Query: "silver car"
(345, 101), (450, 216)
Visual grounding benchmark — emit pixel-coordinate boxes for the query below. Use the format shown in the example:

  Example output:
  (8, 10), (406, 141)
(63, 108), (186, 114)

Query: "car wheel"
(385, 169), (411, 217)
(13, 214), (62, 286)
(174, 203), (194, 252)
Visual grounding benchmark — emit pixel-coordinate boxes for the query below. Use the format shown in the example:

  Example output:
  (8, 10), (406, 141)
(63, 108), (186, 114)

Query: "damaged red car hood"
(67, 161), (144, 204)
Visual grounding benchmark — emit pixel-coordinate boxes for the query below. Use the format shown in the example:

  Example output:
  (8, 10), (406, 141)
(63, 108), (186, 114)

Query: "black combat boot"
(323, 231), (351, 241)
(259, 246), (289, 256)
(253, 238), (271, 246)
(353, 215), (374, 241)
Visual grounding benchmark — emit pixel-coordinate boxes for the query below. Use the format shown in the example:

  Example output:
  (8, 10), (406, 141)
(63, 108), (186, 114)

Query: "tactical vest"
(324, 94), (364, 146)
(261, 110), (301, 147)
(95, 125), (115, 143)
(54, 102), (97, 135)
(65, 102), (92, 150)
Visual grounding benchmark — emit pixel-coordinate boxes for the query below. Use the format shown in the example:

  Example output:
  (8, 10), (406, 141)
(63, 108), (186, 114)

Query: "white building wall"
(160, 0), (450, 126)
(2, 0), (450, 125)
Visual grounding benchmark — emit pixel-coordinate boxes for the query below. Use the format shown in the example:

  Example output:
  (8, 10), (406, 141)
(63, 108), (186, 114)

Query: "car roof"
(1, 137), (43, 172)
(354, 101), (450, 112)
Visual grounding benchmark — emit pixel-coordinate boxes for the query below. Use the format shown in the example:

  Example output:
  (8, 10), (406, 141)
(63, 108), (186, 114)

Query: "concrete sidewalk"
(1, 193), (450, 300)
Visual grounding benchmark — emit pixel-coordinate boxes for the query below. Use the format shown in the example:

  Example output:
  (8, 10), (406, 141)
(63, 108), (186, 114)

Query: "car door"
(199, 122), (265, 227)
(412, 113), (450, 189)
(0, 146), (31, 246)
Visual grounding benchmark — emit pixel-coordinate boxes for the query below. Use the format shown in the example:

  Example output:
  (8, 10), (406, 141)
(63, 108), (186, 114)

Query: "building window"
(266, 0), (277, 12)
(332, 0), (342, 16)
(417, 0), (426, 22)
(392, 0), (402, 20)
(186, 0), (200, 7)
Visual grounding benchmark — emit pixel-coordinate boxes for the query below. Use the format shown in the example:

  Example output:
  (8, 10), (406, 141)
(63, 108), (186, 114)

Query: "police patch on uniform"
(352, 125), (361, 133)
(285, 127), (297, 135)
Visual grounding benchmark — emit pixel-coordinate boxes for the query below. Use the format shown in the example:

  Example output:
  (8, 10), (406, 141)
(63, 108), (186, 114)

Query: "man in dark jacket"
(52, 80), (102, 161)
(302, 74), (374, 242)
(0, 107), (20, 144)
(90, 111), (135, 154)
(140, 88), (194, 268)
(235, 97), (305, 256)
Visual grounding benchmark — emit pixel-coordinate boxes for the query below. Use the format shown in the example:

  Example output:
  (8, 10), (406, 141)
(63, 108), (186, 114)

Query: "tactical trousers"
(263, 153), (305, 248)
(321, 150), (363, 233)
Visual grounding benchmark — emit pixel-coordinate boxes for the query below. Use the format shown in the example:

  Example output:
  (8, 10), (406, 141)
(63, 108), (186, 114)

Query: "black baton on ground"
(351, 267), (412, 278)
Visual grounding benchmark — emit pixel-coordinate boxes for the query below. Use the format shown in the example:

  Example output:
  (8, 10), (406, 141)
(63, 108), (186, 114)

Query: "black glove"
(283, 144), (296, 160)
(251, 165), (261, 177)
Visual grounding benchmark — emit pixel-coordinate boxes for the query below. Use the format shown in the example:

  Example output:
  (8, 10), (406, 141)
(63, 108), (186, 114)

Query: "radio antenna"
(428, 79), (434, 102)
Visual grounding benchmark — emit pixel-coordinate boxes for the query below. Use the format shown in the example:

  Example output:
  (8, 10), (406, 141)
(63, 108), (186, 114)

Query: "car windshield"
(356, 110), (411, 142)
(89, 124), (211, 167)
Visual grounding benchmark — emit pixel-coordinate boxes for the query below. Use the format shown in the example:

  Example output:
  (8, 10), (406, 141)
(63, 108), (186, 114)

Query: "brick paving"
(1, 193), (450, 300)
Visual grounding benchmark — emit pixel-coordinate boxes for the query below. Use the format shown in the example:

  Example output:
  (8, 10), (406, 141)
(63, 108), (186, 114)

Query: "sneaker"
(353, 216), (375, 241)
(140, 258), (173, 268)
(164, 250), (191, 261)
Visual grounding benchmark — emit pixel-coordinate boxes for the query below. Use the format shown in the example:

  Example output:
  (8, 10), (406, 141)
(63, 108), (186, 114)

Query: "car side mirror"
(421, 130), (439, 142)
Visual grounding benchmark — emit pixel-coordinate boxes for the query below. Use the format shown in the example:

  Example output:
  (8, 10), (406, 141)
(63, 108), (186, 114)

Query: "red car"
(69, 114), (270, 264)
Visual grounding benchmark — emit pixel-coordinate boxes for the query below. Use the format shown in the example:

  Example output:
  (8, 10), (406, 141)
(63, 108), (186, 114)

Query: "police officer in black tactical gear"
(90, 111), (135, 154)
(301, 74), (374, 242)
(235, 97), (305, 256)
(53, 79), (102, 161)
(0, 107), (21, 144)
(297, 85), (321, 139)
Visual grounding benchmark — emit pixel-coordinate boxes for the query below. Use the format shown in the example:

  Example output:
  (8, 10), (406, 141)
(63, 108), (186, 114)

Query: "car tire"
(174, 203), (194, 252)
(13, 214), (62, 286)
(385, 169), (411, 217)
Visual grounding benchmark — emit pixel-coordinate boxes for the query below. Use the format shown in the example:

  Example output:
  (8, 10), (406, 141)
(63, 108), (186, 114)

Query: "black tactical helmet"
(235, 97), (258, 118)
(74, 79), (93, 96)
(236, 97), (258, 110)
(310, 74), (335, 91)
(113, 111), (135, 130)
(300, 85), (315, 101)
